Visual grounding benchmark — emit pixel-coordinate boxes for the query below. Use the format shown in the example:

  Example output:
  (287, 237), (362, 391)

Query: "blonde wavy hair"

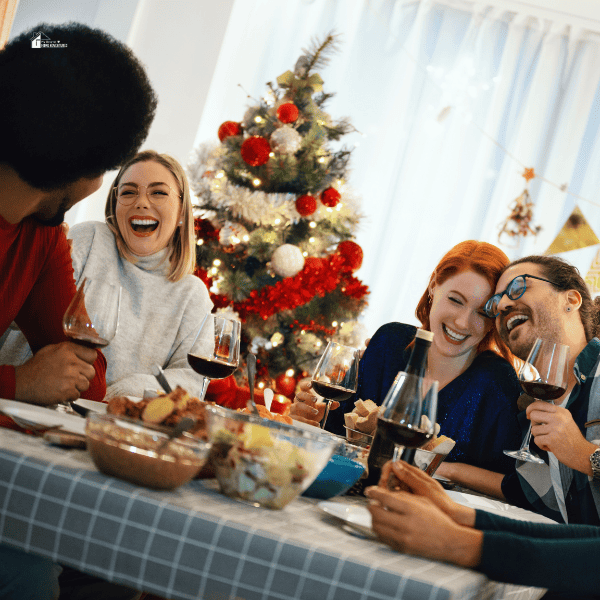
(105, 150), (196, 282)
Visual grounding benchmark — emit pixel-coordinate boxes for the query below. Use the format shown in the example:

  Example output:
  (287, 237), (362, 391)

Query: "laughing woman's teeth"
(442, 324), (467, 342)
(130, 218), (159, 232)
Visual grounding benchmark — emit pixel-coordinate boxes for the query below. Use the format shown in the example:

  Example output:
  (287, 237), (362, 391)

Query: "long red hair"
(415, 241), (515, 365)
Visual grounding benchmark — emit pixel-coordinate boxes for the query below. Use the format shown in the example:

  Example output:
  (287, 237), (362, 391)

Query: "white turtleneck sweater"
(0, 222), (213, 399)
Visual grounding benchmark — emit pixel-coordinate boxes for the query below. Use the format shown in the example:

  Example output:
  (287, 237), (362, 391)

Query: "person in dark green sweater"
(367, 461), (600, 599)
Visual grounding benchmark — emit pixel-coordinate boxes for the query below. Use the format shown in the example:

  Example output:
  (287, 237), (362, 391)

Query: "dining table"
(0, 421), (548, 600)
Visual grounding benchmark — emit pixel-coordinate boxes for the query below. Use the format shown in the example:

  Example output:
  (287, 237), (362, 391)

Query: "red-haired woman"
(293, 241), (522, 496)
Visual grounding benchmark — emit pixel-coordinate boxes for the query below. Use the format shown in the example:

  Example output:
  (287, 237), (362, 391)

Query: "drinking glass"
(311, 341), (360, 429)
(63, 277), (121, 349)
(383, 377), (439, 465)
(504, 338), (569, 464)
(187, 314), (241, 401)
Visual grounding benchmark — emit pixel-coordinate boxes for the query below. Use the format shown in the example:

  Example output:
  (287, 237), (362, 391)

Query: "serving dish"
(86, 413), (211, 490)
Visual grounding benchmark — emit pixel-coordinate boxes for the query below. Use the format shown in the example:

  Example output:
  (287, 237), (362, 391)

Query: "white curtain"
(194, 0), (600, 336)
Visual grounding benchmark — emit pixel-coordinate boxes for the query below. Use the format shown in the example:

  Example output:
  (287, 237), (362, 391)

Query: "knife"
(154, 365), (173, 394)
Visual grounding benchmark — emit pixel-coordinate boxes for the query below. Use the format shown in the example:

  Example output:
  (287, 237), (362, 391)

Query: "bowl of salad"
(204, 405), (341, 509)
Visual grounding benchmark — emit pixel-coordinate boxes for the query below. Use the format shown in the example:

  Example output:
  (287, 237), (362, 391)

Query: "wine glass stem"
(198, 377), (210, 402)
(320, 399), (331, 429)
(520, 422), (534, 453)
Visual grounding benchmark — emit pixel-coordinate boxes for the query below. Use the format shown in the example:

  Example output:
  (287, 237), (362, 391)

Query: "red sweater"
(0, 214), (106, 401)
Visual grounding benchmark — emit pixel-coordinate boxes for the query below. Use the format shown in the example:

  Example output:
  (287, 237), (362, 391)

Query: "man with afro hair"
(0, 21), (157, 600)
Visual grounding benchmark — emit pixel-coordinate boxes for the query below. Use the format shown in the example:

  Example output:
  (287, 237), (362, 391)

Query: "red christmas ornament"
(295, 194), (317, 216)
(218, 121), (241, 142)
(275, 373), (297, 397)
(276, 102), (299, 124)
(337, 240), (363, 272)
(320, 187), (341, 207)
(240, 136), (271, 167)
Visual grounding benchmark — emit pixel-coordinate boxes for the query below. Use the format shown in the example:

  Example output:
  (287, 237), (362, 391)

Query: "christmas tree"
(187, 34), (369, 400)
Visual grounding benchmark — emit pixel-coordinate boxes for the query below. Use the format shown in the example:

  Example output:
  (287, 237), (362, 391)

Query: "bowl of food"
(86, 413), (211, 490)
(302, 454), (365, 499)
(204, 404), (341, 509)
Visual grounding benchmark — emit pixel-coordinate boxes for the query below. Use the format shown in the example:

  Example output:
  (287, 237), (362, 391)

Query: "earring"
(567, 307), (571, 312)
(178, 220), (183, 225)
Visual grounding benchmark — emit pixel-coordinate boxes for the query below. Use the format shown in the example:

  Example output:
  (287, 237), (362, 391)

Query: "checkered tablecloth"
(0, 428), (544, 600)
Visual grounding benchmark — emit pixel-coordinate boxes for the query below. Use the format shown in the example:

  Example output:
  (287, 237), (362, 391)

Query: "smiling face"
(428, 270), (494, 360)
(494, 262), (564, 360)
(114, 161), (182, 257)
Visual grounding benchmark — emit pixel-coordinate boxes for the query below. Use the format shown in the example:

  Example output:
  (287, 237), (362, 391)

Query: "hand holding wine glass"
(504, 338), (570, 464)
(187, 314), (241, 402)
(311, 341), (360, 429)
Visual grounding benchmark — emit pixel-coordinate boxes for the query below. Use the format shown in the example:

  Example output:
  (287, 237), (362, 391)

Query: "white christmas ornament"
(271, 244), (305, 278)
(270, 125), (302, 155)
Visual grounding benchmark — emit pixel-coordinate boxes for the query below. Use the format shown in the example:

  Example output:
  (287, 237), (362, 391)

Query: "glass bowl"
(344, 426), (373, 448)
(205, 404), (341, 509)
(86, 413), (211, 490)
(302, 454), (365, 499)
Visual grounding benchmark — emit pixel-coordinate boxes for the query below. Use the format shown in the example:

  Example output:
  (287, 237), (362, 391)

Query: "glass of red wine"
(311, 341), (360, 429)
(187, 314), (241, 402)
(60, 278), (121, 413)
(63, 277), (121, 349)
(504, 338), (569, 464)
(379, 375), (438, 467)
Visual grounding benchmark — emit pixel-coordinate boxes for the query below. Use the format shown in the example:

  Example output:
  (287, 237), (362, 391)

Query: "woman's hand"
(372, 460), (475, 526)
(289, 379), (339, 427)
(366, 486), (483, 568)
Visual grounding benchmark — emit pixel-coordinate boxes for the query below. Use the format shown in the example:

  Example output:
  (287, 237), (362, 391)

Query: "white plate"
(445, 491), (556, 524)
(0, 399), (86, 436)
(318, 489), (556, 536)
(318, 501), (375, 537)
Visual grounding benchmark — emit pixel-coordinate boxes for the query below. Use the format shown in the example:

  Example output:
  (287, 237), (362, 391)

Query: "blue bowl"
(302, 454), (365, 499)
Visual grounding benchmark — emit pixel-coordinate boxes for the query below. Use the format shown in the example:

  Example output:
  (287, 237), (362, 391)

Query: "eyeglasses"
(484, 274), (557, 318)
(114, 184), (181, 206)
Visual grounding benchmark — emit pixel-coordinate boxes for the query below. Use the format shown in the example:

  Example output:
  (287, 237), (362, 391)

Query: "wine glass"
(61, 277), (121, 413)
(187, 314), (241, 401)
(311, 341), (360, 429)
(383, 376), (439, 466)
(504, 338), (569, 463)
(63, 277), (121, 349)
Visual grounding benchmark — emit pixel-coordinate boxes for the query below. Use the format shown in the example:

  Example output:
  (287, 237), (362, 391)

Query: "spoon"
(156, 416), (196, 453)
(247, 353), (260, 416)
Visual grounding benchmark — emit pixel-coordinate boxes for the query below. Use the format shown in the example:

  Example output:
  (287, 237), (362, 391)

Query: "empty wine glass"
(187, 314), (241, 401)
(504, 338), (569, 464)
(63, 277), (121, 349)
(311, 341), (360, 429)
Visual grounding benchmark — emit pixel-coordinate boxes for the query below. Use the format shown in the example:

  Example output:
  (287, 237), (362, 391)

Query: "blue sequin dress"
(326, 322), (523, 474)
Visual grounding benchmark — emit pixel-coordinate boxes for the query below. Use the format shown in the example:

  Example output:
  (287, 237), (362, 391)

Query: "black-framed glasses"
(484, 274), (557, 318)
(114, 183), (181, 206)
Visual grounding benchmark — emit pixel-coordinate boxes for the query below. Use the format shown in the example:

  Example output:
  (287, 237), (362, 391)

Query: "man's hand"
(289, 378), (339, 427)
(528, 400), (596, 475)
(14, 341), (97, 405)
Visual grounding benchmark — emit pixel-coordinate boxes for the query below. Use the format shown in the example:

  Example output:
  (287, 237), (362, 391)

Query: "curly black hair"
(0, 22), (158, 189)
